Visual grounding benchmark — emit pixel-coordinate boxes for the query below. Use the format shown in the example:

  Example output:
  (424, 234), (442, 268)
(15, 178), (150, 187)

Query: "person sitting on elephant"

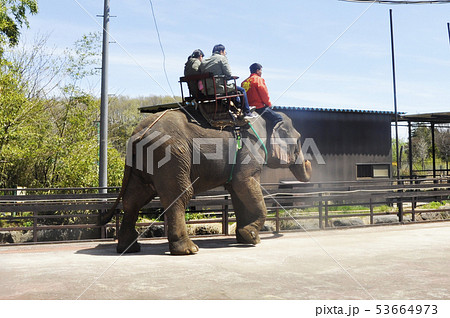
(241, 63), (283, 130)
(242, 63), (290, 162)
(200, 44), (256, 119)
(184, 49), (205, 97)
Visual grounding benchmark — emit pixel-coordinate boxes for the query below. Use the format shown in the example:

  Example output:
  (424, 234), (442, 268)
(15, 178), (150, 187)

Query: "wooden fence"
(0, 178), (449, 244)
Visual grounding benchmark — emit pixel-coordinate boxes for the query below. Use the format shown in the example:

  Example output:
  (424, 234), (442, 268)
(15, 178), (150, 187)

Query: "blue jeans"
(236, 86), (250, 114)
(255, 107), (283, 128)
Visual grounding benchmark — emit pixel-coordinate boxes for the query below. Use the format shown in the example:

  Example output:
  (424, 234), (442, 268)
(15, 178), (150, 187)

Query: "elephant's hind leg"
(159, 186), (198, 255)
(117, 174), (155, 254)
(163, 199), (199, 255)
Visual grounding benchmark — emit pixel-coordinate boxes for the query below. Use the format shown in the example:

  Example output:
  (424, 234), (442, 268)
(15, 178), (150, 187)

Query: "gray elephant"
(99, 108), (311, 255)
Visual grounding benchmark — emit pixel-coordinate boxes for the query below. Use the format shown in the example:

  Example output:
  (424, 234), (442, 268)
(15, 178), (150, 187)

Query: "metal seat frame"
(179, 73), (244, 121)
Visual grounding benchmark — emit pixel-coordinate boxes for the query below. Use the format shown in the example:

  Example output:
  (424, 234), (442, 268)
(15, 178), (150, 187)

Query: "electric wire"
(71, 0), (196, 122)
(148, 0), (176, 98)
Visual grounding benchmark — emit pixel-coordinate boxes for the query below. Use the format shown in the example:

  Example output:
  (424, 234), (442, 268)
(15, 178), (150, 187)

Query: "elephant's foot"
(236, 226), (261, 245)
(169, 237), (199, 255)
(117, 240), (141, 254)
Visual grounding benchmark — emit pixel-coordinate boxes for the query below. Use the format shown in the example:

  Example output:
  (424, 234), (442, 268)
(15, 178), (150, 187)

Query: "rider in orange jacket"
(241, 63), (282, 127)
(241, 69), (271, 109)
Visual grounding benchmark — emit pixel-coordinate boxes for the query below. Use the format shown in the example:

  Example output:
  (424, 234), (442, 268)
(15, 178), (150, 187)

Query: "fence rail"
(0, 178), (449, 245)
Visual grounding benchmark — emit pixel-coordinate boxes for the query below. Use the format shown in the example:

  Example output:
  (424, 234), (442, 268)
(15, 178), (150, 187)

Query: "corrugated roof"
(399, 112), (450, 124)
(273, 105), (397, 115)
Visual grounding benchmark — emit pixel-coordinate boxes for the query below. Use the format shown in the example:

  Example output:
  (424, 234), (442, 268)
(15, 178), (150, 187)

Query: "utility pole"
(99, 0), (110, 193)
(389, 9), (401, 180)
(447, 22), (450, 47)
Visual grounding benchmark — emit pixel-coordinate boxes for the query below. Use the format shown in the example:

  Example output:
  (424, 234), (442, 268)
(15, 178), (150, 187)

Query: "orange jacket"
(241, 73), (272, 109)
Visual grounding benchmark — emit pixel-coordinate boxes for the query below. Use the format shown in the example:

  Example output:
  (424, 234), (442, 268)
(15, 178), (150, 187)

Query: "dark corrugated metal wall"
(261, 108), (393, 182)
(280, 109), (392, 156)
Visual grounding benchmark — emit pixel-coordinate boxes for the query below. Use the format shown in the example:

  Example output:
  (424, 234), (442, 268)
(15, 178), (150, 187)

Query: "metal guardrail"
(0, 178), (449, 245)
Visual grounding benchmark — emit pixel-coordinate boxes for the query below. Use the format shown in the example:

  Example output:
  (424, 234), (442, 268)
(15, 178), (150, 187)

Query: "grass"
(272, 204), (397, 217)
(418, 200), (449, 210)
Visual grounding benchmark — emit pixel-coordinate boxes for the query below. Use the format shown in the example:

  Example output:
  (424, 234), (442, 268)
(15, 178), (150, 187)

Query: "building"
(261, 106), (395, 183)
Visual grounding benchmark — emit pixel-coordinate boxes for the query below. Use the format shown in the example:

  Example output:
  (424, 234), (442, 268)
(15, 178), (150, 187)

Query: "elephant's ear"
(270, 121), (298, 165)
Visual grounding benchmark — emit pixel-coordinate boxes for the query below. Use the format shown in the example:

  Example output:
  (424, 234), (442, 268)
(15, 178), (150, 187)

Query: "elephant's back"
(134, 109), (233, 138)
(133, 109), (190, 135)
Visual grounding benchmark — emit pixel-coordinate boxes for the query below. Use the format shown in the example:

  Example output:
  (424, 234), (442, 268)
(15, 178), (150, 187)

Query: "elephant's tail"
(97, 165), (132, 226)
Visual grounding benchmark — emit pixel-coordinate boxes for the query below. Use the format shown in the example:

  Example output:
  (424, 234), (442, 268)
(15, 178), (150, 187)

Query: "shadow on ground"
(75, 232), (284, 256)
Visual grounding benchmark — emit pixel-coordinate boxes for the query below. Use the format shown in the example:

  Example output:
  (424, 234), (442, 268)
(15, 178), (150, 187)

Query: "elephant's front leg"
(161, 195), (199, 255)
(228, 177), (267, 245)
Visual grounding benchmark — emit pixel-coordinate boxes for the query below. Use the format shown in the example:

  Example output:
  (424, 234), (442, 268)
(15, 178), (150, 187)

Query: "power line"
(148, 0), (175, 98)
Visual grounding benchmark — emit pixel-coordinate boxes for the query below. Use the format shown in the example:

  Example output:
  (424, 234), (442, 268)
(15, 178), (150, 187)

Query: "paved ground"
(0, 222), (449, 300)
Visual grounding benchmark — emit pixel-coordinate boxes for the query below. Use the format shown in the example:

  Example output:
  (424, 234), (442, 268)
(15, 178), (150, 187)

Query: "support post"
(408, 121), (413, 182)
(398, 198), (403, 223)
(390, 9), (400, 180)
(447, 22), (450, 47)
(275, 209), (280, 233)
(99, 0), (110, 194)
(369, 198), (374, 225)
(33, 211), (38, 242)
(318, 195), (323, 230)
(431, 123), (436, 180)
(222, 195), (229, 235)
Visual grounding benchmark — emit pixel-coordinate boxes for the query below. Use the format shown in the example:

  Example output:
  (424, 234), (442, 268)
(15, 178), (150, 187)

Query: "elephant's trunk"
(289, 160), (312, 182)
(288, 138), (312, 182)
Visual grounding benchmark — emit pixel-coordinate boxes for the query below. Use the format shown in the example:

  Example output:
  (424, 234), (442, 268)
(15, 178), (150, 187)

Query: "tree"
(0, 57), (35, 187)
(0, 33), (116, 188)
(6, 34), (64, 99)
(392, 137), (408, 176)
(0, 29), (180, 189)
(435, 127), (450, 174)
(0, 0), (38, 50)
(108, 95), (179, 156)
(411, 126), (432, 172)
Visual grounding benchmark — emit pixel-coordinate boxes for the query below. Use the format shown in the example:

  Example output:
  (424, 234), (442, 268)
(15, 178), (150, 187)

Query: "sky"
(20, 0), (450, 116)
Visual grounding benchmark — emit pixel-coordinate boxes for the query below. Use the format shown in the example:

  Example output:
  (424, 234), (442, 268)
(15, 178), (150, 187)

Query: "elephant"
(99, 108), (311, 255)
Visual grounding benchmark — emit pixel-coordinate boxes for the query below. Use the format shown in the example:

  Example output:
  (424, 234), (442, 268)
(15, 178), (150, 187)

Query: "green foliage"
(0, 32), (183, 189)
(0, 0), (38, 49)
(375, 205), (393, 213)
(108, 95), (181, 156)
(435, 128), (450, 163)
(65, 32), (101, 81)
(419, 201), (446, 210)
(0, 57), (47, 187)
(185, 211), (218, 221)
(0, 32), (121, 188)
(0, 58), (30, 149)
(281, 204), (396, 215)
(395, 125), (450, 176)
(411, 127), (432, 164)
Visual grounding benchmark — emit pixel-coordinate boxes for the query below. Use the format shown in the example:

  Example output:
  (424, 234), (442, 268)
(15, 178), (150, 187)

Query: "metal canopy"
(400, 112), (450, 124)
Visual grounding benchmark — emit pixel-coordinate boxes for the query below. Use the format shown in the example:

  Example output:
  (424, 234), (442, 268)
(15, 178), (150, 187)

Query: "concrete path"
(0, 222), (449, 300)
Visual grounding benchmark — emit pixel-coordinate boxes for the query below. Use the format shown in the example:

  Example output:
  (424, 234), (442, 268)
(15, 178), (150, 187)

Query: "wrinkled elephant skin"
(100, 109), (311, 255)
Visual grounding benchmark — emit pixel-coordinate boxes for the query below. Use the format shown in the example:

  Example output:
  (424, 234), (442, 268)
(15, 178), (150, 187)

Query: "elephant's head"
(266, 115), (312, 182)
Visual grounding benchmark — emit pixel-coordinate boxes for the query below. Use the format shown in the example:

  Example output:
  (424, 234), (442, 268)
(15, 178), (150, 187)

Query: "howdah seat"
(179, 72), (246, 127)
